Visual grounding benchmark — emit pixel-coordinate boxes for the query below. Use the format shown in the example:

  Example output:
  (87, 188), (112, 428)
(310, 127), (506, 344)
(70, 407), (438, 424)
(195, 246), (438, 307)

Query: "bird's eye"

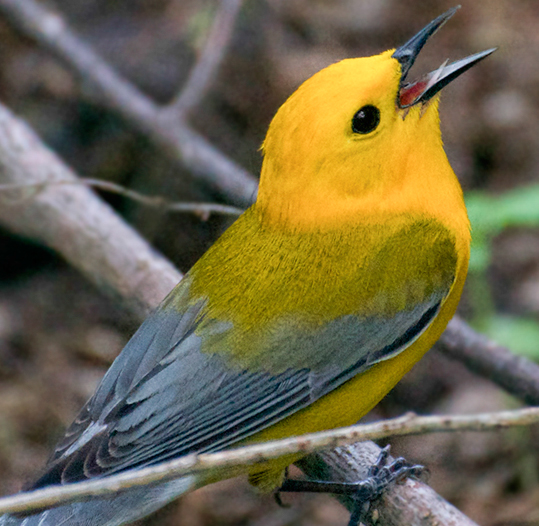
(351, 105), (380, 134)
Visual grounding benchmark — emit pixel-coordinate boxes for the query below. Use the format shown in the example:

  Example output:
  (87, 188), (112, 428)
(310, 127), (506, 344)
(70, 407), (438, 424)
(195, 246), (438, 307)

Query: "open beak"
(392, 7), (496, 108)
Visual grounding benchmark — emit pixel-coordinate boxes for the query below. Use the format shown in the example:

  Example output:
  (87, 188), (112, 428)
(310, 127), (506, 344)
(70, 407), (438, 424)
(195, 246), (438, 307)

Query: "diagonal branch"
(440, 316), (539, 405)
(299, 442), (480, 526)
(0, 102), (181, 320)
(0, 0), (257, 207)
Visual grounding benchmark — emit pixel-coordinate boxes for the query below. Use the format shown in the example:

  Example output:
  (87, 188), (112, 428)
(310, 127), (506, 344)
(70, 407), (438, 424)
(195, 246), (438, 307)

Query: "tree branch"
(299, 443), (480, 526)
(440, 316), (539, 405)
(0, 408), (537, 517)
(0, 102), (181, 320)
(0, 0), (257, 207)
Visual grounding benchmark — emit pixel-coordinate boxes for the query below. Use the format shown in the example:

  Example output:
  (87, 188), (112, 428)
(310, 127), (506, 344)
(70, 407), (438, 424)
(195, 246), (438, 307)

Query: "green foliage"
(185, 4), (215, 49)
(475, 314), (539, 360)
(466, 184), (539, 272)
(465, 184), (539, 359)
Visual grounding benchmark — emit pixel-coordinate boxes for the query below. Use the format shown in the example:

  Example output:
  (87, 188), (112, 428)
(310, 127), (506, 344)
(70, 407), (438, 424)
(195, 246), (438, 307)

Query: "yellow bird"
(0, 7), (494, 526)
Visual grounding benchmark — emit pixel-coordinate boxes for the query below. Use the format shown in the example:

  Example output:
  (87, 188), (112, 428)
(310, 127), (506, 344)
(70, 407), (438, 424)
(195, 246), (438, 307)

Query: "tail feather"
(0, 476), (196, 526)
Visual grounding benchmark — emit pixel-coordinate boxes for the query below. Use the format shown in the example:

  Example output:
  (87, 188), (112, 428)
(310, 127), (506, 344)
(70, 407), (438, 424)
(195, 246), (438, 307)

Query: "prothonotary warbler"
(0, 7), (495, 526)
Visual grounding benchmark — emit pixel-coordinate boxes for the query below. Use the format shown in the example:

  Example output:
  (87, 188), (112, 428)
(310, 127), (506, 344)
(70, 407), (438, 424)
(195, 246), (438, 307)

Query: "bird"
(0, 7), (494, 526)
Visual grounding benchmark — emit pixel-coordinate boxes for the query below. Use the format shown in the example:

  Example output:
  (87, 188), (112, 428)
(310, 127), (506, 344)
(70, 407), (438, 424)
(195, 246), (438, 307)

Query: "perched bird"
(0, 7), (494, 526)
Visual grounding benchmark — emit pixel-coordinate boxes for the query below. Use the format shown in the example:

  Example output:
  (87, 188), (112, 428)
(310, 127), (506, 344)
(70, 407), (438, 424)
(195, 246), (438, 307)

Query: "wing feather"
(29, 220), (458, 490)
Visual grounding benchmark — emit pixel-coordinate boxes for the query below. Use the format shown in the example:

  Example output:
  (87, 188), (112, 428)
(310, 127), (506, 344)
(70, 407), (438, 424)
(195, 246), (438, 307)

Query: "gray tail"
(0, 476), (195, 526)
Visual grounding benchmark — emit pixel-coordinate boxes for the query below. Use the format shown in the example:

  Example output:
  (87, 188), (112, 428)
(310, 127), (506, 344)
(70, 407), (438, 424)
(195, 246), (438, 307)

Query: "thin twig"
(0, 407), (537, 516)
(0, 0), (258, 207)
(168, 0), (244, 118)
(0, 179), (244, 219)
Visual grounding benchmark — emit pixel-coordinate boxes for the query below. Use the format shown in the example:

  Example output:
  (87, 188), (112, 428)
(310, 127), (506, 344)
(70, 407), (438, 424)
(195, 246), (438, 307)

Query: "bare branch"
(440, 316), (539, 405)
(0, 179), (244, 219)
(0, 102), (181, 320)
(168, 0), (244, 118)
(0, 0), (258, 207)
(0, 407), (537, 516)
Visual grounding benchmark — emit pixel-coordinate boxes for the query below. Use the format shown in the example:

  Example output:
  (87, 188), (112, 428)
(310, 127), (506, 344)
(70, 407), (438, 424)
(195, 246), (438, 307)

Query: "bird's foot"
(276, 446), (424, 526)
(347, 445), (424, 526)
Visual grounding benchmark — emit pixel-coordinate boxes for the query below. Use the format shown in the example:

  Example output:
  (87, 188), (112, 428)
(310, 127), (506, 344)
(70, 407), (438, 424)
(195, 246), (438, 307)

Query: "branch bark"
(167, 0), (244, 119)
(299, 443), (480, 526)
(0, 179), (244, 219)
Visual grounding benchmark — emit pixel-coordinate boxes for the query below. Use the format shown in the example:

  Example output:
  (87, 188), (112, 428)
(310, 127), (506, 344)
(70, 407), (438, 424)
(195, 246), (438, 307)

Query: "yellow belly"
(241, 266), (466, 492)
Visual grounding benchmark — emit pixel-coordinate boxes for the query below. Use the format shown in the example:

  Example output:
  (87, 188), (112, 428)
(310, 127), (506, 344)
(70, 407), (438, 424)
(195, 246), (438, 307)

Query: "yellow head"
(256, 9), (494, 232)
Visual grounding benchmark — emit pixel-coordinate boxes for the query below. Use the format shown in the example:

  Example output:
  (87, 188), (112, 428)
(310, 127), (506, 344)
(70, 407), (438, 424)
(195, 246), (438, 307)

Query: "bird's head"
(257, 7), (494, 231)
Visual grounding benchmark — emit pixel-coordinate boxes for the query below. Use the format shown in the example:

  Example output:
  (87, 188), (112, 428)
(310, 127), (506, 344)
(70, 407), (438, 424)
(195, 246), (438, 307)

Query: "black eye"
(351, 105), (380, 134)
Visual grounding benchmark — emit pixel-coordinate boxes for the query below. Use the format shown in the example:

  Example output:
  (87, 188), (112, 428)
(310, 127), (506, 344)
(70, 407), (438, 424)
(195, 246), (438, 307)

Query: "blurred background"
(0, 0), (538, 525)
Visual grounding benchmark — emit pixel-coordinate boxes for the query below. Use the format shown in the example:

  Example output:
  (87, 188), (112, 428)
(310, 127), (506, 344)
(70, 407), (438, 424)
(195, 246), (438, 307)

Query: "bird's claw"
(348, 445), (424, 526)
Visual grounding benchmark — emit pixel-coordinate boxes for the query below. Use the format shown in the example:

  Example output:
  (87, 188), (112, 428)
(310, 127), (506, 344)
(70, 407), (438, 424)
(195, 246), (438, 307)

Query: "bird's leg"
(277, 446), (424, 526)
(274, 468), (291, 508)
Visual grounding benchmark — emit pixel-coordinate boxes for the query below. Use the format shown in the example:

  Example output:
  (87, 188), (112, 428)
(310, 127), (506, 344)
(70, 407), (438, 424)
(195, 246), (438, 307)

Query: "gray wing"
(29, 279), (446, 490)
